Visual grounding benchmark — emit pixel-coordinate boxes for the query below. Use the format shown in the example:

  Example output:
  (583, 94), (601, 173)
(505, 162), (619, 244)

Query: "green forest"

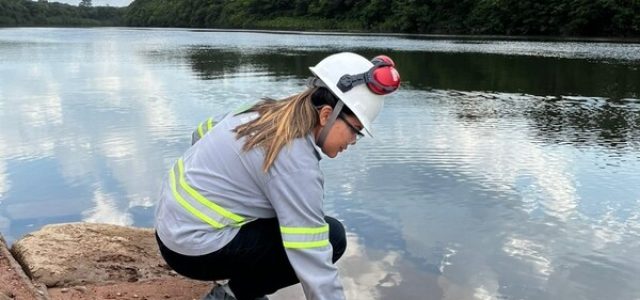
(1, 0), (639, 37)
(0, 0), (123, 26)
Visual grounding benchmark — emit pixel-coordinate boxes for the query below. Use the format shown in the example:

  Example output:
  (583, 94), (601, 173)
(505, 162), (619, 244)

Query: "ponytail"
(234, 88), (320, 172)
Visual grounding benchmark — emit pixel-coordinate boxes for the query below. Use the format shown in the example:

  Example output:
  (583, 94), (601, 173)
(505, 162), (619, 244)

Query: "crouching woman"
(155, 52), (400, 300)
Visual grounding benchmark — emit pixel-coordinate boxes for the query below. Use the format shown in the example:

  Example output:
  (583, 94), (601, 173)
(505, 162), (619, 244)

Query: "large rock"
(10, 223), (176, 288)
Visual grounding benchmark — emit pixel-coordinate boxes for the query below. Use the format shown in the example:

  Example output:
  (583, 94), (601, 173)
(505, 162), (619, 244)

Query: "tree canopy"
(0, 0), (123, 26)
(122, 0), (640, 37)
(1, 0), (639, 37)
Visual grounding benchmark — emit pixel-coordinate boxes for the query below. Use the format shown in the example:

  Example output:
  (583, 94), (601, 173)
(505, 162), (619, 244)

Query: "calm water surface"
(1, 28), (640, 300)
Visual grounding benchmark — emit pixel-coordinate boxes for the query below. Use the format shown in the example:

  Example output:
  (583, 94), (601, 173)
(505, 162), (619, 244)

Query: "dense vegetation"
(124, 0), (640, 37)
(0, 0), (124, 26)
(1, 0), (639, 37)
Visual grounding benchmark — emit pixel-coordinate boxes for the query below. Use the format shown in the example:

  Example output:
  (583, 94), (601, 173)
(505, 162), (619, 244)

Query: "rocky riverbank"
(1, 223), (212, 300)
(0, 234), (46, 300)
(1, 223), (303, 300)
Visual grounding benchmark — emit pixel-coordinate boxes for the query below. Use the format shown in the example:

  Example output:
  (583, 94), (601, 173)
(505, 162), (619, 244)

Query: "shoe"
(202, 284), (237, 300)
(201, 283), (269, 300)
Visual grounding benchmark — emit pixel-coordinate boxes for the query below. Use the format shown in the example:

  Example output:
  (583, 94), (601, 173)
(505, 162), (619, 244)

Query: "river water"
(1, 27), (639, 300)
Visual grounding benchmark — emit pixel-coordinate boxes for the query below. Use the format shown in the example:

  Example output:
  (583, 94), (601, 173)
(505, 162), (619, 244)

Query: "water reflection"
(183, 48), (328, 80)
(1, 28), (640, 300)
(0, 29), (190, 241)
(183, 48), (640, 152)
(526, 96), (640, 148)
(272, 232), (441, 300)
(178, 45), (640, 299)
(395, 52), (640, 99)
(182, 48), (640, 99)
(83, 188), (133, 225)
(323, 87), (640, 298)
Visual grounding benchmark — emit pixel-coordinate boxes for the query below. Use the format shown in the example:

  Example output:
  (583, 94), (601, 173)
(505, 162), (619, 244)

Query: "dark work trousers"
(156, 216), (347, 300)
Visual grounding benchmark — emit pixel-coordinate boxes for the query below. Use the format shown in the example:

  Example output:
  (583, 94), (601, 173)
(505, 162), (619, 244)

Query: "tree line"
(1, 0), (639, 37)
(124, 0), (640, 37)
(0, 0), (124, 26)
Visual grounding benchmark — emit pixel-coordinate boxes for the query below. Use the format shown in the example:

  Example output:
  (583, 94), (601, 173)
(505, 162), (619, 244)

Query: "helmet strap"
(316, 101), (344, 149)
(306, 77), (327, 89)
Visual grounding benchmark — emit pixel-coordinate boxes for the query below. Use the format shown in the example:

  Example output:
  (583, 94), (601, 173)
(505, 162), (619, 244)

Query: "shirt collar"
(306, 133), (322, 161)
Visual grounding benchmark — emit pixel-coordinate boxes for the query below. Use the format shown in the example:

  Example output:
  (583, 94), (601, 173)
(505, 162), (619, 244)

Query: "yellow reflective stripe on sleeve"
(197, 122), (205, 138)
(280, 224), (329, 235)
(283, 240), (330, 249)
(207, 117), (214, 131)
(280, 224), (330, 249)
(177, 159), (246, 223)
(169, 168), (224, 229)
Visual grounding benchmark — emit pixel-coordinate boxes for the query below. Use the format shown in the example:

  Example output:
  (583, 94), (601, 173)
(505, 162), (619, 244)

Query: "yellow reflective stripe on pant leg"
(280, 224), (329, 234)
(197, 122), (205, 138)
(169, 168), (224, 229)
(177, 159), (246, 223)
(283, 239), (330, 249)
(207, 117), (214, 131)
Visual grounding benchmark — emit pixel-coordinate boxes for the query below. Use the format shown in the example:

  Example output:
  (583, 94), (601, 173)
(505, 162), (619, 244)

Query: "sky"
(51, 0), (134, 7)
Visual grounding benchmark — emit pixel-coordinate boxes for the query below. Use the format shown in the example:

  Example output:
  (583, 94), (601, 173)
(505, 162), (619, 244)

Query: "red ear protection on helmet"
(336, 55), (401, 95)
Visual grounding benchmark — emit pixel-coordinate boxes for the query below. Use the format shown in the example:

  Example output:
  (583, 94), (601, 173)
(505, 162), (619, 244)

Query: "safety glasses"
(339, 113), (364, 141)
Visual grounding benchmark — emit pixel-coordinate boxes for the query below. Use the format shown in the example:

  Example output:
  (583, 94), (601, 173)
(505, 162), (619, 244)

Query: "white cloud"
(270, 233), (404, 300)
(339, 233), (402, 299)
(82, 188), (133, 225)
(503, 236), (553, 277)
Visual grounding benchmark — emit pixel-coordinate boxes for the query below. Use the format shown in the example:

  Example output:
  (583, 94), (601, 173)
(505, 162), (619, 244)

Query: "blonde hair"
(234, 87), (320, 172)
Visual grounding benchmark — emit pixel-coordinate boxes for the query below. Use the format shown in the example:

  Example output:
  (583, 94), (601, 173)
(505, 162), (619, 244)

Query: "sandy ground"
(1, 263), (303, 300)
(46, 279), (303, 300)
(47, 278), (211, 300)
(0, 262), (303, 300)
(2, 226), (304, 300)
(1, 252), (304, 300)
(0, 244), (42, 300)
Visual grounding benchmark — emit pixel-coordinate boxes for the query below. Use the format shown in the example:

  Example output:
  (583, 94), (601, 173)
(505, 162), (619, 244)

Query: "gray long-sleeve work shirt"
(155, 112), (345, 300)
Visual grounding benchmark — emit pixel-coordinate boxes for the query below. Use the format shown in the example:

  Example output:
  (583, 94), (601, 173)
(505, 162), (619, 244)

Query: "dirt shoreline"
(1, 224), (215, 300)
(1, 224), (301, 300)
(1, 231), (217, 300)
(46, 278), (211, 300)
(0, 234), (45, 300)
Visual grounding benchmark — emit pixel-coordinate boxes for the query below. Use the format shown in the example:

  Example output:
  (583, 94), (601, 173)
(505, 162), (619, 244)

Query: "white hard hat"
(310, 52), (395, 137)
